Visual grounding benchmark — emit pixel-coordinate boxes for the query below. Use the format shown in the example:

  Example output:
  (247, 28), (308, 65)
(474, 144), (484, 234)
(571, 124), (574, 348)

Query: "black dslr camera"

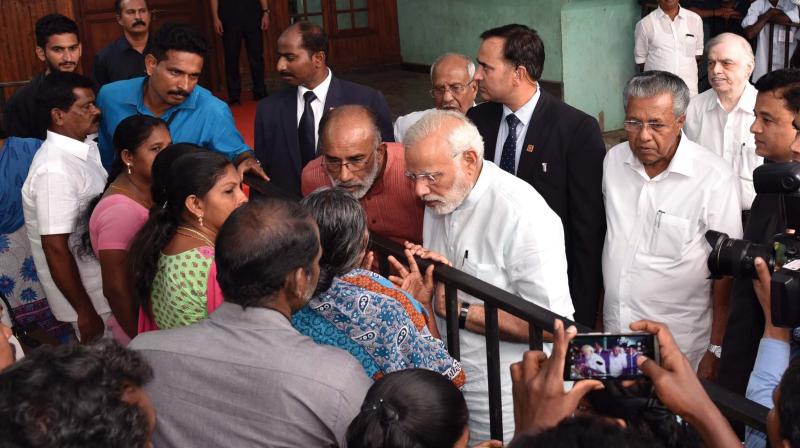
(706, 163), (800, 328)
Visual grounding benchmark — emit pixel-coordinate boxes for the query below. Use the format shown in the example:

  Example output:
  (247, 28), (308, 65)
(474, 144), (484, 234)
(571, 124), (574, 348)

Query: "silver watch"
(707, 343), (722, 358)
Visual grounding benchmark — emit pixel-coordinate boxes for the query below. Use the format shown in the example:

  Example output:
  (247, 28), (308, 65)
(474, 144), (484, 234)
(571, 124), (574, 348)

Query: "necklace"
(176, 226), (216, 247)
(109, 182), (153, 209)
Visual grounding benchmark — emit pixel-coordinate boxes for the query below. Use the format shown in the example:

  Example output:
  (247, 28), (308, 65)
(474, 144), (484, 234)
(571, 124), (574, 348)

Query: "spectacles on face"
(429, 81), (474, 99)
(623, 119), (679, 134)
(404, 170), (445, 185)
(322, 150), (375, 173)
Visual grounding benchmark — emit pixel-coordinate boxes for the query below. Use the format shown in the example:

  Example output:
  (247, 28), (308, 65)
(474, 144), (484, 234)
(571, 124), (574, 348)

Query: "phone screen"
(564, 333), (658, 381)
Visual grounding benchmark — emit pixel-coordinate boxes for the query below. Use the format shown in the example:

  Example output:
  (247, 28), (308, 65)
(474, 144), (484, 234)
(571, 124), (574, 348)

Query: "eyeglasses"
(321, 151), (375, 173)
(623, 119), (680, 134)
(404, 170), (445, 185)
(429, 81), (474, 99)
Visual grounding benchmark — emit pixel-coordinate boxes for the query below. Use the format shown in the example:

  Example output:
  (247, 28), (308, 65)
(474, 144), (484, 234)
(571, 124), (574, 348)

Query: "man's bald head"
(215, 199), (320, 308)
(318, 105), (385, 199)
(429, 53), (478, 113)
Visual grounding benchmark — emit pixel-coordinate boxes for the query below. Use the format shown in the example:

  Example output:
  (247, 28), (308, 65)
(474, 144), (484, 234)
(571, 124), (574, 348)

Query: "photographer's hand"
(753, 257), (790, 342)
(509, 319), (603, 438)
(631, 320), (740, 448)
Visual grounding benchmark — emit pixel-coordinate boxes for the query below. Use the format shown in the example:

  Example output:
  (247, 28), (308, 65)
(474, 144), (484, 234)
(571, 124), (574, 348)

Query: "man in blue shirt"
(97, 22), (265, 178)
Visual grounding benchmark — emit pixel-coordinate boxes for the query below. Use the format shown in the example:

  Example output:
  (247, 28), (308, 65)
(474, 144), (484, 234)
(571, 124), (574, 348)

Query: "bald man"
(394, 52), (478, 143)
(684, 33), (761, 211)
(301, 105), (423, 244)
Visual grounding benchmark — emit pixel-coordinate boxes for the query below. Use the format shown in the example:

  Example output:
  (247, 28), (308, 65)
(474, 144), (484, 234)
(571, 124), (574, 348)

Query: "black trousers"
(221, 24), (266, 101)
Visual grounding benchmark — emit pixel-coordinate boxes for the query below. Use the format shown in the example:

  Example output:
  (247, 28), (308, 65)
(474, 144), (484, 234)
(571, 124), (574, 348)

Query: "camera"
(705, 163), (800, 328)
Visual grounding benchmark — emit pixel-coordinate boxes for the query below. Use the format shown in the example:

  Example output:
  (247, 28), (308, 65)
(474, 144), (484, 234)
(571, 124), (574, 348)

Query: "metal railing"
(766, 21), (800, 73)
(243, 174), (769, 439)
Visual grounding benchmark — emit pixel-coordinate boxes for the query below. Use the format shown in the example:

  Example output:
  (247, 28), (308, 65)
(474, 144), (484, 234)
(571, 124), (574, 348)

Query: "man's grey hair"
(623, 71), (690, 117)
(404, 109), (485, 159)
(430, 53), (476, 82)
(706, 32), (755, 66)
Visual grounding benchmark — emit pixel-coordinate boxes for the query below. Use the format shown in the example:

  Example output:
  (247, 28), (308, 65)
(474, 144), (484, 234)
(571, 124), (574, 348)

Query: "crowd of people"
(1, 0), (800, 446)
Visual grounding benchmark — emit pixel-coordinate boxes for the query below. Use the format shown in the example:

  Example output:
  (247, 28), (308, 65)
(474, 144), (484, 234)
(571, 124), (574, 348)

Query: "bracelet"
(263, 9), (270, 14)
(458, 302), (471, 329)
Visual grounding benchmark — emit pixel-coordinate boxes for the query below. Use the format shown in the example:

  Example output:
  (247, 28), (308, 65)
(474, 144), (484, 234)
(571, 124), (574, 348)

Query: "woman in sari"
(0, 123), (71, 343)
(294, 187), (464, 386)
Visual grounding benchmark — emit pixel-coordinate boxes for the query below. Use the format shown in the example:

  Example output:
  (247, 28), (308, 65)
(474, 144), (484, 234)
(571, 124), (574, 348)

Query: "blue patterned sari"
(292, 268), (464, 387)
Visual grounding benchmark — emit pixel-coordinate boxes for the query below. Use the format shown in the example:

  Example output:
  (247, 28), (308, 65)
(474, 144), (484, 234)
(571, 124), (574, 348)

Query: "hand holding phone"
(563, 333), (659, 381)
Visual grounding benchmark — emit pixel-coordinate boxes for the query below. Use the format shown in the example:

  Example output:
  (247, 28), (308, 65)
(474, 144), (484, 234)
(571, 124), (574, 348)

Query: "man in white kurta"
(604, 72), (743, 372)
(685, 33), (761, 211)
(634, 0), (704, 95)
(403, 110), (574, 444)
(742, 0), (800, 82)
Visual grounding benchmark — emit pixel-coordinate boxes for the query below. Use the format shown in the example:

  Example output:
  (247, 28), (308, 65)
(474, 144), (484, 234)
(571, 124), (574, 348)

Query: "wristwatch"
(707, 343), (722, 358)
(458, 302), (471, 329)
(263, 9), (270, 15)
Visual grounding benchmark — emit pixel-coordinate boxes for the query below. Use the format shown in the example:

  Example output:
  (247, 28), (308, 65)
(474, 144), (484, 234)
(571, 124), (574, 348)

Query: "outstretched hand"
(509, 319), (604, 437)
(387, 249), (435, 306)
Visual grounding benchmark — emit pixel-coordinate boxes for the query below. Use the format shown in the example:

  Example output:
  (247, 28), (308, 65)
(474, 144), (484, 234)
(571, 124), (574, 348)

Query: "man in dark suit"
(466, 24), (606, 328)
(254, 21), (394, 197)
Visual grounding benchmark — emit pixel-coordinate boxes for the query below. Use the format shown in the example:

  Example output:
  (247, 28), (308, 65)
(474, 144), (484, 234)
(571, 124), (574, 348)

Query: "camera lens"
(705, 230), (773, 279)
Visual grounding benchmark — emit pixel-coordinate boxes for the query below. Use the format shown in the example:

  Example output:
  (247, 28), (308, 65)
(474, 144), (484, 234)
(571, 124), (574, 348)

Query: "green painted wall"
(397, 0), (569, 82)
(562, 0), (639, 130)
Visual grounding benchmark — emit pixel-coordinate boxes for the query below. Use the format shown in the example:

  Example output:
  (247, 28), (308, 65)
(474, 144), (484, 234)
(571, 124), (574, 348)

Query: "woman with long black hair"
(128, 150), (247, 330)
(86, 115), (170, 343)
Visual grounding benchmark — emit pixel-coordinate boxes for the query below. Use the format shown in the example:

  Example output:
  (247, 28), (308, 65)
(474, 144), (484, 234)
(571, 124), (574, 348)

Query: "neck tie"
(298, 91), (317, 167)
(500, 113), (520, 174)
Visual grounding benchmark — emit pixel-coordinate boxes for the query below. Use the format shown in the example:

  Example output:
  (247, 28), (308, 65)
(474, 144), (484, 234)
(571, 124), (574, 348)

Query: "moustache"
(133, 20), (146, 27)
(279, 71), (294, 78)
(167, 90), (189, 98)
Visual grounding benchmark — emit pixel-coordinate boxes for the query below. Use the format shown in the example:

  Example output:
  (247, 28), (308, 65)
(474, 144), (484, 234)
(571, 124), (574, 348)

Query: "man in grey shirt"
(130, 199), (370, 447)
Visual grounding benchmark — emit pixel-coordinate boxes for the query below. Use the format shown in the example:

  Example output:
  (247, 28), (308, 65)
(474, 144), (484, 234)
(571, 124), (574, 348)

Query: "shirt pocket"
(682, 33), (698, 57)
(461, 260), (508, 292)
(649, 213), (690, 259)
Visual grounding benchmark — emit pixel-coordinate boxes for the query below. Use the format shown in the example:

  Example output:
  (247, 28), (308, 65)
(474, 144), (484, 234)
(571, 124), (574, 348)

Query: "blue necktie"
(298, 91), (317, 167)
(500, 114), (520, 174)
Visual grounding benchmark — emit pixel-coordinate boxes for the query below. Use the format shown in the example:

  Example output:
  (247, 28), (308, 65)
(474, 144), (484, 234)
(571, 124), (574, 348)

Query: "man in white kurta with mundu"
(402, 109), (574, 444)
(603, 71), (742, 376)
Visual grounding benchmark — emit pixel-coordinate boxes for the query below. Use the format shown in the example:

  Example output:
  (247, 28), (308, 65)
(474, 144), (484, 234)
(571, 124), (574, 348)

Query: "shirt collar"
(298, 68), (333, 107)
(624, 131), (694, 179)
(365, 142), (398, 197)
(708, 83), (758, 113)
(45, 130), (91, 161)
(209, 302), (296, 329)
(130, 76), (201, 114)
(501, 86), (540, 127)
(457, 160), (497, 211)
(657, 6), (686, 20)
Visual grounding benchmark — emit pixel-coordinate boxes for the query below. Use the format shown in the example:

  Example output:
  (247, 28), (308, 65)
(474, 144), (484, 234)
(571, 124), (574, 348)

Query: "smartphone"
(563, 333), (658, 381)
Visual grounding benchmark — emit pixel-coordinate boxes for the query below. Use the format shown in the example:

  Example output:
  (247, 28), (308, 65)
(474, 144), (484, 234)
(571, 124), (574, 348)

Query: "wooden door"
(0, 0), (78, 101)
(208, 0), (401, 94)
(74, 0), (221, 91)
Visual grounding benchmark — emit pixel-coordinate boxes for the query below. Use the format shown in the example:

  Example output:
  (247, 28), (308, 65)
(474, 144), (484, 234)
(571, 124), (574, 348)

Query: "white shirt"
(602, 133), (742, 368)
(634, 7), (704, 95)
(493, 88), (540, 173)
(608, 352), (627, 376)
(423, 161), (574, 443)
(743, 0), (800, 82)
(296, 68), (333, 148)
(22, 131), (110, 323)
(684, 83), (761, 210)
(394, 108), (436, 143)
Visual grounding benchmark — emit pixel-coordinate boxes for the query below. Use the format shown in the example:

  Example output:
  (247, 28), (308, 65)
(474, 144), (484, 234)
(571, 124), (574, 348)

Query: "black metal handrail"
(767, 21), (800, 72)
(243, 173), (769, 438)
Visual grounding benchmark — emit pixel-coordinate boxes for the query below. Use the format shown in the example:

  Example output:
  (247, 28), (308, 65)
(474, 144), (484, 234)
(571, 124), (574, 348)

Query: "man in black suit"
(254, 21), (393, 197)
(466, 24), (606, 328)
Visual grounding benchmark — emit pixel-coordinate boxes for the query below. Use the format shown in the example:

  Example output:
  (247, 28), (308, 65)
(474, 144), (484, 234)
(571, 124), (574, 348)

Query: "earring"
(126, 163), (132, 175)
(198, 215), (204, 227)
